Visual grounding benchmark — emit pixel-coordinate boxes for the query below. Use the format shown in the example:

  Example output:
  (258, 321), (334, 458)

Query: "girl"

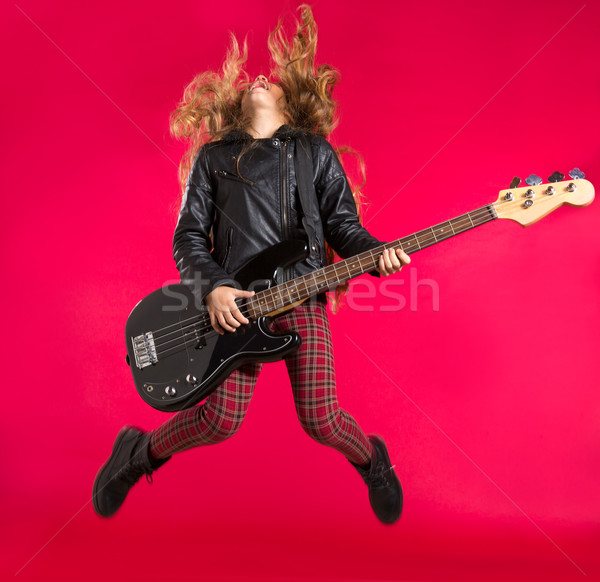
(93, 5), (409, 524)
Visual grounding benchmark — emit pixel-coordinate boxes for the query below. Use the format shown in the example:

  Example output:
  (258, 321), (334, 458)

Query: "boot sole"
(92, 427), (141, 517)
(369, 434), (403, 524)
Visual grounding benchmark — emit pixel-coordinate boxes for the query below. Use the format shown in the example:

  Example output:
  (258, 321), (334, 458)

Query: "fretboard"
(247, 204), (497, 318)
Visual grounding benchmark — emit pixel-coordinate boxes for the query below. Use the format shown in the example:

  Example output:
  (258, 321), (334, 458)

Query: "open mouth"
(250, 78), (269, 91)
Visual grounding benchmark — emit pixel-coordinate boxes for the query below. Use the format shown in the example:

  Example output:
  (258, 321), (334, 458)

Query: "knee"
(196, 406), (246, 445)
(204, 418), (243, 444)
(298, 410), (341, 445)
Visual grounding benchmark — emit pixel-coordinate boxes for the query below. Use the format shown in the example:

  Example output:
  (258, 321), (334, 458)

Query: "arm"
(315, 139), (409, 275)
(173, 148), (254, 333)
(172, 147), (232, 301)
(315, 138), (380, 259)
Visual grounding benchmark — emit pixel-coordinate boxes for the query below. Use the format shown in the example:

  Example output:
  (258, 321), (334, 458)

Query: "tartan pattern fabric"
(149, 301), (372, 466)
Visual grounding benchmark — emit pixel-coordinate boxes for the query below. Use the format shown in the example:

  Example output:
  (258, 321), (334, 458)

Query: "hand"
(205, 286), (255, 334)
(376, 248), (411, 276)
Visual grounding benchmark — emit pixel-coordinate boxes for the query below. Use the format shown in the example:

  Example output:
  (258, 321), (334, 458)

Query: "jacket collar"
(221, 125), (307, 143)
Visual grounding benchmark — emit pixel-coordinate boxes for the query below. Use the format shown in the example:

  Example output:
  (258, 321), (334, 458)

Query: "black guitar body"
(126, 240), (309, 412)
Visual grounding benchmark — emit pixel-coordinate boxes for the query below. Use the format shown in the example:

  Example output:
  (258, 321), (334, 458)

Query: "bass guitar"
(126, 171), (594, 412)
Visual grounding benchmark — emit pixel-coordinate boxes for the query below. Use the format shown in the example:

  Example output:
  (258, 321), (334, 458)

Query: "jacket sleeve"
(172, 147), (233, 300)
(315, 138), (383, 261)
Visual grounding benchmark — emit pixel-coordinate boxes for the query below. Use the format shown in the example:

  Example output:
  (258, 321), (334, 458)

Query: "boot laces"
(116, 455), (153, 487)
(370, 463), (396, 488)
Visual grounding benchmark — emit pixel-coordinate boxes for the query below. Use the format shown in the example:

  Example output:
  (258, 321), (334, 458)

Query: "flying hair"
(169, 5), (368, 310)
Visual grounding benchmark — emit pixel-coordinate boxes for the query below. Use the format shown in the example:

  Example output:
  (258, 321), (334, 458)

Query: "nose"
(249, 75), (270, 92)
(255, 75), (270, 87)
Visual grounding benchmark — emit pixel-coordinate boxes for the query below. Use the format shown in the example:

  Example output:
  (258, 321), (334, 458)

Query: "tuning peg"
(509, 177), (521, 189)
(525, 174), (542, 186)
(548, 171), (565, 183)
(569, 168), (585, 180)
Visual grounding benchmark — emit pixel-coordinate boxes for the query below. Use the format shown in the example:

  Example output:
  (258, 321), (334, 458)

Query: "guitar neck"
(248, 203), (498, 317)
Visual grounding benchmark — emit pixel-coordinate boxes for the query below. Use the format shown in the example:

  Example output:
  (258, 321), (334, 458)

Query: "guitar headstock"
(493, 170), (594, 226)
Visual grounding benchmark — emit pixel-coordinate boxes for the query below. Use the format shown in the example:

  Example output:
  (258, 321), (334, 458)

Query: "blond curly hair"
(170, 4), (367, 310)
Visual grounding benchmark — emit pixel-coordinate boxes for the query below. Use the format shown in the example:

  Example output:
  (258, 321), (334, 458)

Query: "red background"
(2, 1), (599, 580)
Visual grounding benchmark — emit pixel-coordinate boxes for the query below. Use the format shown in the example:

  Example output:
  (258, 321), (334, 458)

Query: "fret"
(302, 276), (310, 298)
(309, 271), (318, 294)
(454, 216), (469, 232)
(281, 285), (290, 303)
(333, 264), (345, 285)
(344, 261), (352, 279)
(328, 271), (338, 289)
(286, 281), (297, 304)
(250, 204), (496, 316)
(367, 249), (377, 269)
(437, 223), (452, 240)
(313, 272), (325, 293)
(451, 218), (465, 234)
(292, 279), (301, 300)
(259, 291), (269, 312)
(313, 272), (324, 293)
(282, 284), (294, 305)
(264, 289), (273, 308)
(437, 222), (449, 237)
(328, 265), (338, 284)
(280, 284), (289, 306)
(247, 299), (257, 319)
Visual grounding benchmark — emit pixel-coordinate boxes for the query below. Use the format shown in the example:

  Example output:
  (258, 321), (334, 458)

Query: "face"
(242, 75), (287, 116)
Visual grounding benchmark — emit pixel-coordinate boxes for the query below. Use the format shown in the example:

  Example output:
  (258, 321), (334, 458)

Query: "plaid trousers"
(149, 300), (372, 466)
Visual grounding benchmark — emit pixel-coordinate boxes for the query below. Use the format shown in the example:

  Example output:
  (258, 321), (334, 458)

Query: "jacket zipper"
(281, 139), (290, 282)
(281, 139), (289, 241)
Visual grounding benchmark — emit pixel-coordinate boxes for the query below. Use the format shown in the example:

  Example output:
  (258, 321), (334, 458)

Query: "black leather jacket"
(173, 125), (382, 300)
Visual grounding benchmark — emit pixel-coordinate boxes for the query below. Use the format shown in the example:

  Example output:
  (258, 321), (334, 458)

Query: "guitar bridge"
(131, 332), (158, 369)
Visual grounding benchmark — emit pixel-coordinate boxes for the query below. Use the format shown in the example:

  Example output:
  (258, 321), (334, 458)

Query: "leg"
(93, 362), (261, 517)
(150, 361), (262, 457)
(272, 301), (371, 465)
(272, 301), (403, 524)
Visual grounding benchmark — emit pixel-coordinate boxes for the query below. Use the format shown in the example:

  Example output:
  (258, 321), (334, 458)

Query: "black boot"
(352, 435), (403, 524)
(92, 426), (169, 517)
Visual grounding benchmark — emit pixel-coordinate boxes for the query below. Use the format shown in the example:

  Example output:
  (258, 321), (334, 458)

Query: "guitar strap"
(294, 134), (322, 262)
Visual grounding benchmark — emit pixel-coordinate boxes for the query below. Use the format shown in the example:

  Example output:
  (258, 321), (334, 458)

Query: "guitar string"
(146, 204), (492, 344)
(142, 178), (579, 355)
(151, 236), (491, 360)
(148, 205), (495, 344)
(146, 206), (497, 361)
(149, 209), (494, 354)
(149, 206), (497, 358)
(149, 205), (496, 358)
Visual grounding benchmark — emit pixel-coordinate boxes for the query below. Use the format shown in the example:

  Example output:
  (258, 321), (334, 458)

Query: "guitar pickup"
(195, 334), (207, 350)
(132, 332), (158, 369)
